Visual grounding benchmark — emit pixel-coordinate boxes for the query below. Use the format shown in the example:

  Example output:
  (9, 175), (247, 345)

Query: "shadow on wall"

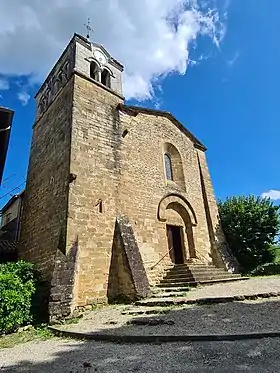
(0, 240), (18, 264)
(29, 237), (79, 326)
(48, 237), (79, 323)
(2, 299), (280, 371)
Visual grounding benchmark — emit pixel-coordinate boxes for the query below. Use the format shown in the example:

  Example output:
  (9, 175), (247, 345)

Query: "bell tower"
(75, 38), (124, 98)
(20, 32), (125, 317)
(34, 33), (124, 122)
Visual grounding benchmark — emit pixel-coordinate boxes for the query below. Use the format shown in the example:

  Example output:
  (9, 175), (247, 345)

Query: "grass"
(62, 317), (81, 325)
(0, 325), (53, 349)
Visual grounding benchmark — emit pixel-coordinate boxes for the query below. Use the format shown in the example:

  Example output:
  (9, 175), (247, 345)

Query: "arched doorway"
(166, 224), (185, 264)
(158, 194), (197, 263)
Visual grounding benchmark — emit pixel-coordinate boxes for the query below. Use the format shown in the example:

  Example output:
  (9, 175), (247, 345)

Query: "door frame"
(166, 224), (185, 264)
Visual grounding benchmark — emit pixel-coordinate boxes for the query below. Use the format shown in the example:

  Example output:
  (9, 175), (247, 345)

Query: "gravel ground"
(1, 337), (280, 372)
(182, 277), (280, 300)
(59, 298), (280, 336)
(2, 278), (280, 372)
(57, 277), (280, 336)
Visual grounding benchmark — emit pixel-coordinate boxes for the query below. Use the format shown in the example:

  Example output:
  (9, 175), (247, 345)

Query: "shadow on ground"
(1, 299), (280, 372)
(56, 297), (280, 337)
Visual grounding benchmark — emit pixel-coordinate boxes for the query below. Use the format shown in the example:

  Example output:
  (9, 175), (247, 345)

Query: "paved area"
(55, 277), (280, 337)
(58, 298), (280, 336)
(1, 337), (280, 372)
(2, 278), (280, 372)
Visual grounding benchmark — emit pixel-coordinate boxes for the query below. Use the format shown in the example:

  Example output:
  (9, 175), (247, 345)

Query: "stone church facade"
(19, 34), (238, 320)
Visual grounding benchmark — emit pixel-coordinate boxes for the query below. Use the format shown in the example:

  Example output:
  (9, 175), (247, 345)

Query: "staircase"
(126, 263), (248, 311)
(157, 263), (246, 290)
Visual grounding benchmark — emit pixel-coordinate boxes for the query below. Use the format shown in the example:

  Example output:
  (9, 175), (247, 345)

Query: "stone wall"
(66, 72), (227, 306)
(49, 239), (78, 323)
(197, 150), (239, 273)
(35, 37), (75, 121)
(19, 77), (74, 281)
(117, 111), (213, 283)
(67, 74), (124, 307)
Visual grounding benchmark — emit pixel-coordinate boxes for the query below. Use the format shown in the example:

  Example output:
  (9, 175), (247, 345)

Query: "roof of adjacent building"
(0, 107), (14, 184)
(0, 190), (24, 214)
(117, 104), (207, 151)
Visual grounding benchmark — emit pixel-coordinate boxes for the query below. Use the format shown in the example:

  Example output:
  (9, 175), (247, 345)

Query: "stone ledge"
(49, 326), (280, 344)
(135, 292), (280, 307)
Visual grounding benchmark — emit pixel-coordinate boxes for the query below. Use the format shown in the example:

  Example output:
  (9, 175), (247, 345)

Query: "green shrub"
(251, 263), (280, 276)
(0, 260), (37, 283)
(0, 261), (37, 334)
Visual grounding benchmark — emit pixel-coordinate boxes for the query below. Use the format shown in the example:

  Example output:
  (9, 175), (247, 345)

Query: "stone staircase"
(122, 264), (248, 314)
(157, 263), (246, 289)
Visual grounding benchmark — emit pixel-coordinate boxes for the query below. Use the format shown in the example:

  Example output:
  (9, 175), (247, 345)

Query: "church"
(19, 33), (239, 320)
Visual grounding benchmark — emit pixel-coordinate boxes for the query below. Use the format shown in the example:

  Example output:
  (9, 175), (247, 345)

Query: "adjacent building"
(0, 192), (23, 263)
(0, 191), (24, 241)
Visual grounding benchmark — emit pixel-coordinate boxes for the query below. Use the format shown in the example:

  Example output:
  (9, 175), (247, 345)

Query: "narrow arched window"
(164, 153), (173, 180)
(90, 62), (99, 81)
(101, 69), (111, 88)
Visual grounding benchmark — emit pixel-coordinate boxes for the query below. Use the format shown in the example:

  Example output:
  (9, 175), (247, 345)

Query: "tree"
(218, 196), (280, 273)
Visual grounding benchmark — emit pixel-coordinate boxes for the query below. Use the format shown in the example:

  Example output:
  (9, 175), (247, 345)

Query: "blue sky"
(0, 0), (279, 208)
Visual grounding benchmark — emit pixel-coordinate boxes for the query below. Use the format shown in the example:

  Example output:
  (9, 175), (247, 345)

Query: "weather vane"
(84, 18), (93, 41)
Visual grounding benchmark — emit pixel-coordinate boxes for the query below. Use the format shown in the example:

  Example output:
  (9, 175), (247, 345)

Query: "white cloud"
(0, 0), (227, 100)
(17, 91), (31, 106)
(261, 190), (280, 201)
(0, 78), (9, 90)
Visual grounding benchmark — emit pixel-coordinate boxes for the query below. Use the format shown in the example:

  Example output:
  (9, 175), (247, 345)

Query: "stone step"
(164, 267), (225, 274)
(158, 282), (197, 288)
(151, 286), (191, 293)
(163, 274), (241, 283)
(167, 266), (233, 274)
(150, 291), (190, 298)
(161, 274), (240, 284)
(121, 307), (171, 316)
(164, 271), (239, 280)
(158, 277), (247, 288)
(172, 263), (214, 268)
(169, 267), (230, 273)
(135, 298), (189, 307)
(166, 267), (196, 272)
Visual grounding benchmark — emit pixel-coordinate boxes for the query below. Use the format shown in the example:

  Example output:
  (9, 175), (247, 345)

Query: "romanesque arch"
(158, 193), (197, 259)
(158, 194), (197, 226)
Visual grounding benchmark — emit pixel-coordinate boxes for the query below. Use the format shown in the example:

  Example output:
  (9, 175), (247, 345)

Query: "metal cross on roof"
(84, 18), (93, 41)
